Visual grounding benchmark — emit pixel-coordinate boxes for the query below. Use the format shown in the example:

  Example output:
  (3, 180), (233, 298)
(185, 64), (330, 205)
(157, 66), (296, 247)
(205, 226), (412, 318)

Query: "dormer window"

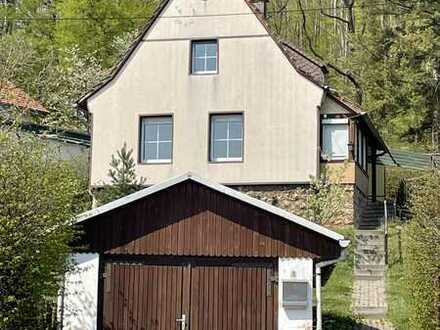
(191, 40), (218, 74)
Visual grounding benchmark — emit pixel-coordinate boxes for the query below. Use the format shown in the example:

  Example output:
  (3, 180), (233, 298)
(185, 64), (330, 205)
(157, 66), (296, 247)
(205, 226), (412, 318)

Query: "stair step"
(356, 229), (384, 234)
(359, 224), (380, 230)
(355, 248), (385, 254)
(355, 255), (385, 266)
(354, 307), (387, 319)
(355, 237), (384, 241)
(354, 270), (385, 280)
(356, 264), (386, 271)
(356, 241), (385, 247)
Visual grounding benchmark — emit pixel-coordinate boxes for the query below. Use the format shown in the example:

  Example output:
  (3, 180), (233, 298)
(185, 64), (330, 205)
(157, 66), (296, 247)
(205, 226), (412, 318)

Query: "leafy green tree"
(0, 33), (105, 129)
(0, 129), (89, 329)
(54, 0), (156, 67)
(96, 143), (146, 205)
(268, 0), (440, 151)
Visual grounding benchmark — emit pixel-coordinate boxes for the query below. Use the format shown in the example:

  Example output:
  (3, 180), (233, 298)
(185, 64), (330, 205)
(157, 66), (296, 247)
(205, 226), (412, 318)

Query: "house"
(78, 0), (391, 227)
(61, 173), (349, 330)
(66, 0), (394, 328)
(0, 81), (90, 160)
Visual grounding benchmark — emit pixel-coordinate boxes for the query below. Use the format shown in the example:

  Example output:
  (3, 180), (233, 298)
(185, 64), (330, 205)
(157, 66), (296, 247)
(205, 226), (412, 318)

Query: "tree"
(268, 0), (440, 151)
(0, 129), (89, 329)
(96, 143), (146, 205)
(54, 0), (156, 68)
(0, 33), (105, 130)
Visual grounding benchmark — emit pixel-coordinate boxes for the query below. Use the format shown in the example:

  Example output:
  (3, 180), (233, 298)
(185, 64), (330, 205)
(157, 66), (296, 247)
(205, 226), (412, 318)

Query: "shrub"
(405, 171), (440, 329)
(304, 166), (348, 225)
(0, 130), (88, 329)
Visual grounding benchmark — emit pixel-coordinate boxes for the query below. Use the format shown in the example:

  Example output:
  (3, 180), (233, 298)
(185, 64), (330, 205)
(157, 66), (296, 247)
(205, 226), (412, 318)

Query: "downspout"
(315, 239), (350, 330)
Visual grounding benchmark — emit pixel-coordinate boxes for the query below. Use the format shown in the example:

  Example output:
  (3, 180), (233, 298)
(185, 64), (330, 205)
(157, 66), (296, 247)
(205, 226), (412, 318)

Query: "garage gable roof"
(77, 172), (347, 245)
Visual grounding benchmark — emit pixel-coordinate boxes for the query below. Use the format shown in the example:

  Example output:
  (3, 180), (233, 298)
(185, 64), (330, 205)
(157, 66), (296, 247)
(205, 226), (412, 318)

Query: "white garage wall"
(278, 258), (313, 330)
(59, 253), (99, 330)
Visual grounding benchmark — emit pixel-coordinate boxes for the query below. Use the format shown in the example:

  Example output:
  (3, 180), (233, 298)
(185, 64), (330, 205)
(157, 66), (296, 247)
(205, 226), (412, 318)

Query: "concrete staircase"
(358, 201), (384, 230)
(354, 202), (388, 318)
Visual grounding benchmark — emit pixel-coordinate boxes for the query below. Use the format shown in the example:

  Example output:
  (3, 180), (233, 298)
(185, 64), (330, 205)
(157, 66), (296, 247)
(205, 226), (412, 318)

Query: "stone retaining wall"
(233, 184), (356, 226)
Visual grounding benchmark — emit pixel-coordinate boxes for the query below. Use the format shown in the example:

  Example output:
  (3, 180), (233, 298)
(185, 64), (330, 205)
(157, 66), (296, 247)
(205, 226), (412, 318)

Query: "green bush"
(0, 130), (89, 329)
(405, 172), (440, 329)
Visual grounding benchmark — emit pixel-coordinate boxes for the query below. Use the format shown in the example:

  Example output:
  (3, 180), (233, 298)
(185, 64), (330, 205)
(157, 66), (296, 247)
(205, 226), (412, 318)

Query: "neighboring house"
(65, 0), (394, 329)
(78, 0), (391, 226)
(0, 81), (90, 161)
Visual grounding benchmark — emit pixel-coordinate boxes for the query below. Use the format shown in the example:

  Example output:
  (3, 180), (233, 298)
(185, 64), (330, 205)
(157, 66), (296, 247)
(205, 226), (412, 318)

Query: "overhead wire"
(0, 2), (403, 22)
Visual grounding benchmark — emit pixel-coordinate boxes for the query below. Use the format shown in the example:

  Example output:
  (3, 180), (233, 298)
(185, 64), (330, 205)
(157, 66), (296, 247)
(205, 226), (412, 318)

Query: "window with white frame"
(322, 118), (349, 160)
(210, 114), (243, 162)
(140, 116), (173, 163)
(191, 40), (218, 74)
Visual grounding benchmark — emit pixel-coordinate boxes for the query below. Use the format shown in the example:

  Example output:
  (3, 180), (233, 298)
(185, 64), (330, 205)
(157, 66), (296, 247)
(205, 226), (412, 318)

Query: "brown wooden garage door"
(100, 257), (278, 330)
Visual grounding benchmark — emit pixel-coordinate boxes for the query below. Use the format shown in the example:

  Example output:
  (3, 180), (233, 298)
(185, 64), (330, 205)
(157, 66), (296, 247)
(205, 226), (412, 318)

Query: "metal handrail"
(384, 199), (388, 265)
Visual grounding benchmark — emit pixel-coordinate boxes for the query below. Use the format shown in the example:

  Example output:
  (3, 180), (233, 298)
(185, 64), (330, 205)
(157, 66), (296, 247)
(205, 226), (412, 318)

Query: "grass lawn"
(386, 223), (410, 329)
(321, 227), (360, 329)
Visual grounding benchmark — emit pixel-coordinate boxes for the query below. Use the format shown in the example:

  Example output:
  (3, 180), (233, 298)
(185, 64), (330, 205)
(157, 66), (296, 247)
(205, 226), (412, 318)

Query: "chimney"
(252, 0), (268, 18)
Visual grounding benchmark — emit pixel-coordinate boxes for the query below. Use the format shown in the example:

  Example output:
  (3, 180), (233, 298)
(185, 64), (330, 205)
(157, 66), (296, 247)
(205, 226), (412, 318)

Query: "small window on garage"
(140, 116), (173, 163)
(282, 280), (309, 308)
(191, 40), (218, 74)
(322, 118), (349, 161)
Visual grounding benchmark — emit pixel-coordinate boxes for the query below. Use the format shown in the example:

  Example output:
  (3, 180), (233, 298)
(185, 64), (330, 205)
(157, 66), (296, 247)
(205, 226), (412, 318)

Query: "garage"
(60, 173), (349, 330)
(101, 257), (277, 330)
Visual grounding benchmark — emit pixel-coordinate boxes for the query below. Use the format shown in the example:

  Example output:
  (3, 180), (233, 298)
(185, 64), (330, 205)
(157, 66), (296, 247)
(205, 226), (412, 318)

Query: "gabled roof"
(76, 172), (349, 245)
(281, 42), (327, 84)
(0, 81), (48, 113)
(76, 0), (328, 109)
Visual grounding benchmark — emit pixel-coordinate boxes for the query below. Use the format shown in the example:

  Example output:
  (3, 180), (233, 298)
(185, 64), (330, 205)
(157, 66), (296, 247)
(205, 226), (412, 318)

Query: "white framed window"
(282, 280), (309, 308)
(140, 116), (173, 163)
(191, 40), (218, 74)
(322, 118), (349, 161)
(210, 114), (243, 162)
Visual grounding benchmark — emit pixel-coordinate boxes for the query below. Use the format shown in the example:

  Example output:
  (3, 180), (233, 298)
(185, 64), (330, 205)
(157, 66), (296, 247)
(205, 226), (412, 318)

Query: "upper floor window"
(140, 116), (173, 164)
(191, 40), (218, 74)
(321, 118), (349, 161)
(210, 114), (243, 162)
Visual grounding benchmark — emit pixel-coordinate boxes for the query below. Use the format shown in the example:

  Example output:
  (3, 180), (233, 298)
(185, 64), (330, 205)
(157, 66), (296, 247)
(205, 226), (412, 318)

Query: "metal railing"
(384, 199), (388, 265)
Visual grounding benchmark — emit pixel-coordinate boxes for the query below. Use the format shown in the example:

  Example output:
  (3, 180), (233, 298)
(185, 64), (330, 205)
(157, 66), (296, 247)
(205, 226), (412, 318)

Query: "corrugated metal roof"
(378, 149), (434, 170)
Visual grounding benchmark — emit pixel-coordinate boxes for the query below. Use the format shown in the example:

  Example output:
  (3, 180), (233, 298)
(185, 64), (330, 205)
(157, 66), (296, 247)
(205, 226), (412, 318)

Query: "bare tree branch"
(319, 0), (350, 26)
(297, 0), (363, 103)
